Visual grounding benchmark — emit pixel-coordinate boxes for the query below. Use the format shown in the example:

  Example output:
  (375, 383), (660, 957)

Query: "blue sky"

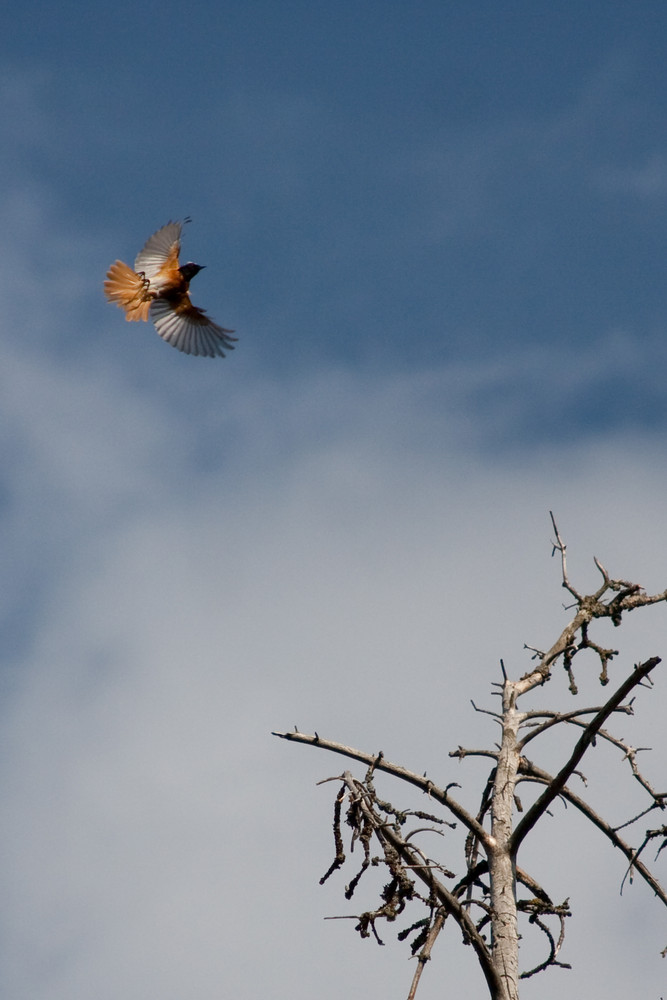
(1, 3), (666, 998)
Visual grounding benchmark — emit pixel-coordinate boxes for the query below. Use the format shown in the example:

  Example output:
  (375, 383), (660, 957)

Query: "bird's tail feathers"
(104, 261), (152, 321)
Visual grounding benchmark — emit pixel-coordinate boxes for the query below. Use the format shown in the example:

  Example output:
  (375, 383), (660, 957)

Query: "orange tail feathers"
(104, 260), (152, 322)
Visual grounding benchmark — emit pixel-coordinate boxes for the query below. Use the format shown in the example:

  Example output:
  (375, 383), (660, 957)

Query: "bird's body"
(104, 221), (236, 358)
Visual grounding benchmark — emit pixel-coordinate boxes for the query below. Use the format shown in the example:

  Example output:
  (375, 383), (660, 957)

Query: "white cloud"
(0, 339), (665, 999)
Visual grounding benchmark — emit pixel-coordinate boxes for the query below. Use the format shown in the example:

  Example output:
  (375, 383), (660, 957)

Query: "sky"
(1, 2), (667, 998)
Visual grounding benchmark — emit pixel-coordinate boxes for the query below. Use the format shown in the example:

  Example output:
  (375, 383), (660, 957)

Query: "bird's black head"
(179, 262), (205, 281)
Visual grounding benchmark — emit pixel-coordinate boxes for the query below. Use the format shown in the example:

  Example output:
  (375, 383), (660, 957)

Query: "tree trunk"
(488, 683), (522, 1000)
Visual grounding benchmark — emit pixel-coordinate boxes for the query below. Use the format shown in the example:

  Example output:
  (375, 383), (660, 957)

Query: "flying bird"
(104, 220), (236, 358)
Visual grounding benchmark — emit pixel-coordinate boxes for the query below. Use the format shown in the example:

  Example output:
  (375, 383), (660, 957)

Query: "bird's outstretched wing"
(150, 298), (237, 358)
(103, 261), (152, 321)
(134, 221), (184, 291)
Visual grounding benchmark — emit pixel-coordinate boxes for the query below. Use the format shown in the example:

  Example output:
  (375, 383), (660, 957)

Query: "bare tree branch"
(517, 763), (667, 907)
(516, 516), (667, 694)
(518, 903), (571, 979)
(405, 910), (445, 1000)
(519, 704), (633, 746)
(549, 511), (581, 601)
(620, 826), (667, 894)
(271, 729), (491, 844)
(511, 657), (661, 853)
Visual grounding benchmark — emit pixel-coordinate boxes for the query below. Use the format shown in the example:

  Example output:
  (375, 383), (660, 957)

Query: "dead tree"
(273, 516), (667, 1000)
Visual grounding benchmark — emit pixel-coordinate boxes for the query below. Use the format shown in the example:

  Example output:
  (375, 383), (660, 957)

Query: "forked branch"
(512, 657), (661, 852)
(517, 516), (667, 694)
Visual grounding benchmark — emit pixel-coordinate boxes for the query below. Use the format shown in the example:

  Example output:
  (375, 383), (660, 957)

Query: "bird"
(104, 220), (236, 358)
